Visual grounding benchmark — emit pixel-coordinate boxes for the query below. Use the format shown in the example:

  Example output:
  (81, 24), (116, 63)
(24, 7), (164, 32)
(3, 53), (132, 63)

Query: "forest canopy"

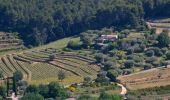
(0, 0), (169, 46)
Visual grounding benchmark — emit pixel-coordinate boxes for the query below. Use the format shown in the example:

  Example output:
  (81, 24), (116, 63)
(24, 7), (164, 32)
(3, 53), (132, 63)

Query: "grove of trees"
(0, 0), (169, 46)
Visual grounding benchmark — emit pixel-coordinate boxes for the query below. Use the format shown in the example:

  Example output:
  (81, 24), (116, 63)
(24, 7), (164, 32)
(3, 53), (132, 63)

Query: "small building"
(96, 33), (118, 46)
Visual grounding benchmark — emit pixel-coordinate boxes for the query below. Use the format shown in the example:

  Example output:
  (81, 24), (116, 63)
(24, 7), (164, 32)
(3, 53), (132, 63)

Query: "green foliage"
(157, 32), (170, 47)
(99, 92), (121, 100)
(145, 50), (155, 57)
(124, 60), (134, 68)
(49, 54), (56, 61)
(21, 93), (44, 100)
(104, 61), (114, 70)
(48, 82), (68, 99)
(95, 53), (105, 63)
(39, 84), (49, 98)
(0, 0), (169, 45)
(107, 70), (118, 82)
(67, 40), (81, 50)
(26, 85), (39, 93)
(0, 85), (6, 97)
(58, 70), (65, 81)
(12, 76), (17, 95)
(166, 51), (170, 60)
(13, 70), (23, 82)
(80, 32), (97, 48)
(0, 70), (3, 79)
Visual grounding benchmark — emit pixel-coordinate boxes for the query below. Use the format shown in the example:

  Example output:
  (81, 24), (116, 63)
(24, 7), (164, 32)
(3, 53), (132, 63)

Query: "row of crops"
(0, 32), (23, 50)
(0, 48), (100, 83)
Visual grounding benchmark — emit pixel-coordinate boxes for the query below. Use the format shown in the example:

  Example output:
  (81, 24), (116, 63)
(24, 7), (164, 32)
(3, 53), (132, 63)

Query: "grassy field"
(118, 66), (170, 90)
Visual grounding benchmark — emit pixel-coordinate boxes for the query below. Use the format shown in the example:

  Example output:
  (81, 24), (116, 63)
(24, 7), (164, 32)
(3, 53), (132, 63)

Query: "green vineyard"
(0, 32), (23, 51)
(0, 48), (100, 85)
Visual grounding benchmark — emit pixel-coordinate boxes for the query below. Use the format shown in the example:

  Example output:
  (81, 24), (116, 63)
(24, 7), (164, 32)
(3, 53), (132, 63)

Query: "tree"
(67, 40), (81, 50)
(95, 53), (104, 63)
(21, 93), (44, 100)
(39, 84), (49, 98)
(13, 71), (23, 82)
(99, 92), (112, 100)
(12, 76), (17, 95)
(78, 95), (96, 100)
(48, 82), (68, 99)
(83, 76), (92, 85)
(58, 70), (65, 82)
(0, 85), (6, 98)
(106, 70), (118, 82)
(124, 60), (134, 68)
(104, 61), (114, 70)
(26, 85), (39, 93)
(80, 32), (97, 48)
(95, 71), (109, 84)
(49, 54), (56, 61)
(157, 32), (170, 47)
(112, 94), (122, 100)
(0, 70), (3, 79)
(166, 52), (170, 60)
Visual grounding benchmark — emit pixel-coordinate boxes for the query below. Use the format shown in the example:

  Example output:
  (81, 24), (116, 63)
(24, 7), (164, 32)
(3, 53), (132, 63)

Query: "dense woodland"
(0, 0), (169, 46)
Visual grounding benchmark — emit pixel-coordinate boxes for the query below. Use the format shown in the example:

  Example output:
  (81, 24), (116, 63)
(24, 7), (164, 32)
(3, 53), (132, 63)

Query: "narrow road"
(117, 83), (127, 95)
(117, 83), (127, 99)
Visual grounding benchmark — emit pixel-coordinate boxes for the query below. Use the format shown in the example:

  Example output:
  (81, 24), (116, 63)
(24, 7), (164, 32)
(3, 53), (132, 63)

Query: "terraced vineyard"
(147, 19), (170, 36)
(0, 48), (100, 85)
(0, 32), (23, 51)
(117, 66), (170, 90)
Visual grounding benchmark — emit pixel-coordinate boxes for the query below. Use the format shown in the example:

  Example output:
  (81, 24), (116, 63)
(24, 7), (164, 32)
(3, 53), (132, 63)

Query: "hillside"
(0, 32), (23, 52)
(0, 48), (100, 85)
(0, 0), (169, 46)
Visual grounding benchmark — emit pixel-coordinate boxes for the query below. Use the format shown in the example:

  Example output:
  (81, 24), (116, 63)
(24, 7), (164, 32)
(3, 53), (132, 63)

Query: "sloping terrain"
(118, 66), (170, 90)
(0, 32), (23, 51)
(0, 48), (100, 85)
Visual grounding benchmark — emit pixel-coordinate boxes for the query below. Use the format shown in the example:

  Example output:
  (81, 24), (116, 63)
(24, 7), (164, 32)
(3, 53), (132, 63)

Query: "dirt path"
(117, 83), (127, 99)
(117, 83), (127, 95)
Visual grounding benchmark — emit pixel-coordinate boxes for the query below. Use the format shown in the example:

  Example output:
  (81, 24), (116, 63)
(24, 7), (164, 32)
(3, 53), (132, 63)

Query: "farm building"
(96, 33), (118, 45)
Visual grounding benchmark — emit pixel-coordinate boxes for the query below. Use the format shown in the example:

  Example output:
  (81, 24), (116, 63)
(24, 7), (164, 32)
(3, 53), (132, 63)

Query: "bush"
(95, 53), (104, 63)
(67, 40), (81, 50)
(166, 52), (170, 60)
(21, 93), (44, 100)
(106, 70), (118, 82)
(123, 69), (133, 75)
(145, 57), (157, 63)
(148, 47), (163, 57)
(124, 60), (134, 68)
(157, 32), (170, 47)
(144, 64), (152, 70)
(145, 50), (154, 57)
(104, 61), (114, 70)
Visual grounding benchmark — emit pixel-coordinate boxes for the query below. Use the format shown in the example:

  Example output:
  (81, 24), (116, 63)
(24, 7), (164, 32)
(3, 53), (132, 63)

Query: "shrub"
(104, 61), (114, 70)
(67, 40), (81, 50)
(124, 60), (134, 68)
(166, 52), (170, 60)
(145, 57), (157, 63)
(144, 64), (152, 70)
(123, 69), (133, 75)
(106, 70), (118, 82)
(127, 48), (134, 55)
(95, 53), (104, 63)
(157, 32), (170, 47)
(152, 61), (160, 67)
(145, 50), (155, 57)
(21, 93), (44, 100)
